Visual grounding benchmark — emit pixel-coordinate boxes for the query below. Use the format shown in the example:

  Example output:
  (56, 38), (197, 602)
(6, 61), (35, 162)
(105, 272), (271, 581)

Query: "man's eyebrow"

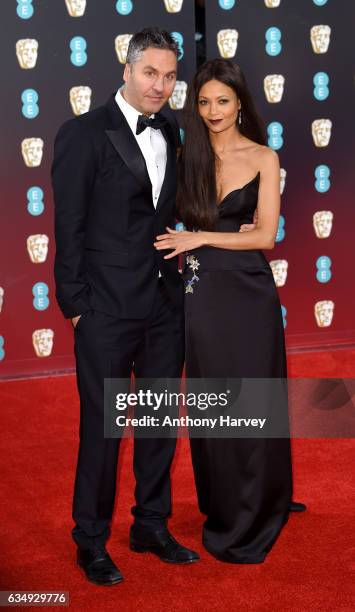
(143, 65), (177, 75)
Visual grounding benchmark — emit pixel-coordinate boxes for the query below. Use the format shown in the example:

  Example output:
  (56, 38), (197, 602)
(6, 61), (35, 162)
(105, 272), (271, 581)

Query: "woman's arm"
(155, 148), (280, 259)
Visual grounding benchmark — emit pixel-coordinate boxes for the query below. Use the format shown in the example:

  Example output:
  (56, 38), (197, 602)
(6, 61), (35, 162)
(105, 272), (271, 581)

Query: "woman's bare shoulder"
(253, 145), (280, 172)
(237, 139), (279, 176)
(239, 139), (278, 160)
(254, 144), (279, 158)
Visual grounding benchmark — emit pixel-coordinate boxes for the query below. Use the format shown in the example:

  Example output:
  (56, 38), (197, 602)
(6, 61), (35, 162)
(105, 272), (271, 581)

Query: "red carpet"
(0, 350), (354, 611)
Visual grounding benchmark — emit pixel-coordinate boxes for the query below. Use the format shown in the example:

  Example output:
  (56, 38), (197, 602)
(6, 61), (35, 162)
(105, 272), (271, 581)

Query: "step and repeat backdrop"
(205, 0), (354, 351)
(0, 0), (353, 377)
(0, 0), (195, 377)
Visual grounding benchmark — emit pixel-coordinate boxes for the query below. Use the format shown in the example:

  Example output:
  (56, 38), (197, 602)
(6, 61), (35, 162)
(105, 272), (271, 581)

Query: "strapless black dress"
(183, 172), (293, 564)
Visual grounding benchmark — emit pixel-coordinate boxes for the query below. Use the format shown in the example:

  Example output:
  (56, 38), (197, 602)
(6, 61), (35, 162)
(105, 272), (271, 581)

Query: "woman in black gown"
(154, 59), (294, 564)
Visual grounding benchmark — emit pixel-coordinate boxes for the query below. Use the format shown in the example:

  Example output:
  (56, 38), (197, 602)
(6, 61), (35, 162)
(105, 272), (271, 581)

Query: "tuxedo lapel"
(105, 95), (151, 194)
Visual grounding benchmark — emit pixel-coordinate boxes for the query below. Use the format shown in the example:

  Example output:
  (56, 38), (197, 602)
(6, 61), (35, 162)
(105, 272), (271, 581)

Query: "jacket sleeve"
(51, 118), (96, 319)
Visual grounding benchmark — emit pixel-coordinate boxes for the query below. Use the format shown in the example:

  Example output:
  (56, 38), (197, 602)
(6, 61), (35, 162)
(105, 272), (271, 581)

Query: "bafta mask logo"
(115, 34), (133, 64)
(265, 0), (281, 6)
(270, 259), (288, 287)
(0, 287), (3, 313)
(310, 25), (331, 54)
(314, 300), (334, 328)
(65, 0), (86, 17)
(312, 119), (332, 147)
(280, 168), (287, 195)
(16, 39), (38, 69)
(313, 210), (333, 238)
(217, 29), (239, 59)
(32, 329), (54, 357)
(27, 234), (49, 263)
(163, 0), (184, 12)
(169, 81), (187, 110)
(21, 138), (44, 167)
(69, 86), (92, 115)
(264, 74), (285, 103)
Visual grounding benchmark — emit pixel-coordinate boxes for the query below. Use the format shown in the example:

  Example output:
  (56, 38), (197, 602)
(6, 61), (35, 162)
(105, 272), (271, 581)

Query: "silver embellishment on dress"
(185, 254), (200, 294)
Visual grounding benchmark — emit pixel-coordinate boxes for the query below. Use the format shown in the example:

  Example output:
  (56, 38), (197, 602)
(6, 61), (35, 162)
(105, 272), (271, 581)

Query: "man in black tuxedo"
(52, 28), (199, 586)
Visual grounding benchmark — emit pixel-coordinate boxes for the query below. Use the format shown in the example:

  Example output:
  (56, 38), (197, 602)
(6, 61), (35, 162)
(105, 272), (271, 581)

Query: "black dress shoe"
(77, 547), (123, 586)
(130, 526), (200, 564)
(290, 500), (307, 512)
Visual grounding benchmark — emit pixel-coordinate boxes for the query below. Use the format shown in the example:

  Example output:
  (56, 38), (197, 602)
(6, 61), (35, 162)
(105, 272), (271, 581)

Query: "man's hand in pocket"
(71, 315), (81, 328)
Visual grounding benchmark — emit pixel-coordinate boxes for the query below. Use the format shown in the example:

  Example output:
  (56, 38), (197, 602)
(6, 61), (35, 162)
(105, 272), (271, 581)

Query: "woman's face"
(197, 79), (241, 133)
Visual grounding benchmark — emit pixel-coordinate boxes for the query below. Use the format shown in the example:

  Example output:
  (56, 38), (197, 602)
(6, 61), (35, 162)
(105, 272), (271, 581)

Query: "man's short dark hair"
(126, 27), (179, 64)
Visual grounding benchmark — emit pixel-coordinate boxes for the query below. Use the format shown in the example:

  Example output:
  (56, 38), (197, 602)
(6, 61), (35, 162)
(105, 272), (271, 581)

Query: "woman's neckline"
(217, 171), (260, 206)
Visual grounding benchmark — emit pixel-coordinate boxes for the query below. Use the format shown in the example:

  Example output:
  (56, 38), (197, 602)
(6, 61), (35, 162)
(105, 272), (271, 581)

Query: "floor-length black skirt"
(185, 264), (293, 564)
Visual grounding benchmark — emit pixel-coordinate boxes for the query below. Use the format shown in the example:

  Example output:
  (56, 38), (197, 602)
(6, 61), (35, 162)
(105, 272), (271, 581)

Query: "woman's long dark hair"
(177, 59), (266, 231)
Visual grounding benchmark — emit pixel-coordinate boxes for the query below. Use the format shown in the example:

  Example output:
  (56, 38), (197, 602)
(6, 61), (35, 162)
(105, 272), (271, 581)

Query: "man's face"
(123, 47), (177, 115)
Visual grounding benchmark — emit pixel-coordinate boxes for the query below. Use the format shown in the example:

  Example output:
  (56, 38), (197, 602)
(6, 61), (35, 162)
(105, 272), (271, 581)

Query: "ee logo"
(219, 0), (236, 8)
(267, 122), (283, 150)
(313, 72), (329, 101)
(316, 256), (332, 283)
(281, 305), (287, 329)
(276, 215), (285, 242)
(33, 282), (49, 311)
(171, 32), (184, 61)
(315, 165), (330, 193)
(21, 89), (39, 118)
(70, 37), (87, 66)
(17, 0), (34, 19)
(116, 0), (133, 14)
(27, 187), (44, 216)
(265, 27), (282, 56)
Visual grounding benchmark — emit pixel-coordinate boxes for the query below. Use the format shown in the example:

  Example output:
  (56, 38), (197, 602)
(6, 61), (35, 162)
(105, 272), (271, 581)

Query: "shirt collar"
(115, 87), (154, 135)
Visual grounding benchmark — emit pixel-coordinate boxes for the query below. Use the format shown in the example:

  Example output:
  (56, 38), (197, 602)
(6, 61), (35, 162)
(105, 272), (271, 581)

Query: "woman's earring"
(238, 109), (242, 125)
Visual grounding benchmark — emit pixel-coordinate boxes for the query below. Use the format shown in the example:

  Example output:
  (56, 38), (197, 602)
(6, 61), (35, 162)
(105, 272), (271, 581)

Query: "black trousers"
(72, 279), (185, 550)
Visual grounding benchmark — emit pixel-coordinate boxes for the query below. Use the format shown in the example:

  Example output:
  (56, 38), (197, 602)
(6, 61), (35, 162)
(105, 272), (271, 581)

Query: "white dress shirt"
(115, 87), (167, 208)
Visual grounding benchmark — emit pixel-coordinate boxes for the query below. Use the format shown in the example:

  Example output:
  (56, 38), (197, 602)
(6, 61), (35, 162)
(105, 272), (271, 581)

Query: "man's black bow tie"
(136, 114), (167, 135)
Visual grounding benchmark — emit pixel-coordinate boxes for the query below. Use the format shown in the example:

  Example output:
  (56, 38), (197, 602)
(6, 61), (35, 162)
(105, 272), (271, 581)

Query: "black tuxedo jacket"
(52, 94), (184, 319)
